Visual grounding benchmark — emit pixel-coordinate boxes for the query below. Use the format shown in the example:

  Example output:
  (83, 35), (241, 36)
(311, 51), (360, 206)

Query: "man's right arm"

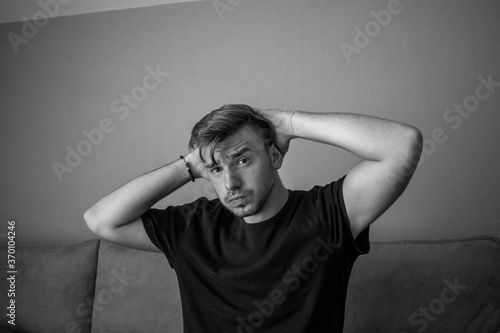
(83, 150), (204, 252)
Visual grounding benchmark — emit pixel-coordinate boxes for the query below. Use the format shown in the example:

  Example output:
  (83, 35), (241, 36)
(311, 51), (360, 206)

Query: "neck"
(243, 173), (289, 224)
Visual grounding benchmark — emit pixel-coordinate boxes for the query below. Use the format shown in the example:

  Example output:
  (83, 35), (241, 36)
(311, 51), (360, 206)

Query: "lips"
(227, 195), (247, 204)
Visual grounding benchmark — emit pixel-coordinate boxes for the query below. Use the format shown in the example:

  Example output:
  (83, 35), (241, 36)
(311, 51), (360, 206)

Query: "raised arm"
(253, 108), (423, 238)
(83, 149), (207, 251)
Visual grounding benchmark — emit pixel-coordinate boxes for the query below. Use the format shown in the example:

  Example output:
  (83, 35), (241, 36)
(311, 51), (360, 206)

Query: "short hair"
(189, 104), (274, 164)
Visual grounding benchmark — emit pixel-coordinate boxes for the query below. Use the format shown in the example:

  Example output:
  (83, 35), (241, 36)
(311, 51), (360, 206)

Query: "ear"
(189, 142), (199, 153)
(269, 143), (284, 169)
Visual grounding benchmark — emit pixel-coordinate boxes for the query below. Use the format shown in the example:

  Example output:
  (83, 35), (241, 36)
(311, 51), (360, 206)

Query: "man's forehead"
(203, 143), (251, 166)
(202, 127), (262, 165)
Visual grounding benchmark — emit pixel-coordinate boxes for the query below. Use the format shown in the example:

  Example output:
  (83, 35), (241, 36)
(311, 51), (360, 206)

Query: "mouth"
(227, 196), (247, 204)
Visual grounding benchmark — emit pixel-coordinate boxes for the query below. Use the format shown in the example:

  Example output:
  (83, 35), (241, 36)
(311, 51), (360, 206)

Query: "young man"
(84, 104), (422, 332)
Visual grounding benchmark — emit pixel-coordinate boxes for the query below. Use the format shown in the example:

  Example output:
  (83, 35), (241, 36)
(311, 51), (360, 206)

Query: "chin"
(220, 199), (256, 218)
(229, 206), (257, 218)
(231, 199), (268, 218)
(223, 187), (273, 218)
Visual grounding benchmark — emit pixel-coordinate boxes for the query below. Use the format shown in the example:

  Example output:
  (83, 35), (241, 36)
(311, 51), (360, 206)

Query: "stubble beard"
(225, 177), (275, 218)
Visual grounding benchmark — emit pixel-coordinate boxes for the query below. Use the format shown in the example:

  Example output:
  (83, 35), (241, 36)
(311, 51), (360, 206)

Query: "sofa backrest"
(90, 240), (182, 333)
(2, 236), (498, 332)
(344, 236), (500, 332)
(94, 237), (500, 332)
(0, 239), (99, 333)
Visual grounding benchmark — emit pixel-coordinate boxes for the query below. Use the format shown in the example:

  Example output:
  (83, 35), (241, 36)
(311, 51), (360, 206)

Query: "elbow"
(84, 206), (120, 240)
(399, 125), (423, 169)
(84, 207), (102, 236)
(406, 125), (423, 157)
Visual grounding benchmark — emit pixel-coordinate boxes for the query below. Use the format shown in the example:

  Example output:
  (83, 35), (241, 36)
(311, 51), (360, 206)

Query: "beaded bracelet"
(179, 155), (195, 182)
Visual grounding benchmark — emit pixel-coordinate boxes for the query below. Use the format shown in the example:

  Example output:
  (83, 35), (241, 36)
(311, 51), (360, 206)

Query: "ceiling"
(0, 0), (205, 24)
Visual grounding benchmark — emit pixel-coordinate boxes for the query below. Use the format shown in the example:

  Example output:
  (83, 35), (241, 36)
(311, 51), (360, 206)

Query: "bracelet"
(180, 155), (195, 182)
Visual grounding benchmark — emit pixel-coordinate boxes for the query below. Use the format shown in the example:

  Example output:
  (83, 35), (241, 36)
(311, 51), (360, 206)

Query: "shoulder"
(176, 196), (232, 222)
(299, 176), (346, 204)
(294, 177), (349, 229)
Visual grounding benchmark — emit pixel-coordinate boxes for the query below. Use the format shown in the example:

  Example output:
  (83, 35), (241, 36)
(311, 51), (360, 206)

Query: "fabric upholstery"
(90, 240), (182, 333)
(344, 236), (500, 332)
(1, 236), (498, 332)
(0, 240), (99, 333)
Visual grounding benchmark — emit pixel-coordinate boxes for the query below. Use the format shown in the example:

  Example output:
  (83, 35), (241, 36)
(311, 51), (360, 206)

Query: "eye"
(210, 167), (222, 175)
(238, 158), (249, 165)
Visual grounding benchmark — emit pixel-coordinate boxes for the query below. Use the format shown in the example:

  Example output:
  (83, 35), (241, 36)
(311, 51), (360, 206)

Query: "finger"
(252, 108), (273, 125)
(251, 107), (265, 118)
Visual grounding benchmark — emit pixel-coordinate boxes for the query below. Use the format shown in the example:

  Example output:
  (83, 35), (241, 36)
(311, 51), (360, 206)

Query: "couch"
(1, 236), (499, 332)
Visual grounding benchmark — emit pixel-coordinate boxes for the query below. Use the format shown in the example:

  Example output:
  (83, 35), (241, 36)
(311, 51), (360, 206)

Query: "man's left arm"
(253, 109), (423, 239)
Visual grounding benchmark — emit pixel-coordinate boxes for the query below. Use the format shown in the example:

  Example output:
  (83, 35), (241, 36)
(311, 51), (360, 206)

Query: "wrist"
(179, 155), (195, 182)
(184, 150), (204, 180)
(289, 110), (299, 138)
(279, 109), (300, 141)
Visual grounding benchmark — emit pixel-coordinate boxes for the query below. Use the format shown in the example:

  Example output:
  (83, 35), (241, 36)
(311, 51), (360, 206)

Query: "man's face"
(202, 125), (277, 218)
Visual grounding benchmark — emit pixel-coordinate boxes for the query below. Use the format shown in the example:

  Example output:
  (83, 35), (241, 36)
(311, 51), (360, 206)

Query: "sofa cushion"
(344, 236), (500, 333)
(0, 239), (99, 333)
(91, 240), (182, 333)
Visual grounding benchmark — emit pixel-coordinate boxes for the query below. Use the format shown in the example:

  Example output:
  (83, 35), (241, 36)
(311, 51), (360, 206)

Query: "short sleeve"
(313, 175), (370, 256)
(142, 200), (201, 268)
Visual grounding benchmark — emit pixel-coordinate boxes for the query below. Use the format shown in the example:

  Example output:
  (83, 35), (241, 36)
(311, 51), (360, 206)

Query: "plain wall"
(1, 0), (499, 245)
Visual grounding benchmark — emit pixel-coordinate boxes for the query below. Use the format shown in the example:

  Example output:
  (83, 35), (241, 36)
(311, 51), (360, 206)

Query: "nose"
(224, 169), (241, 191)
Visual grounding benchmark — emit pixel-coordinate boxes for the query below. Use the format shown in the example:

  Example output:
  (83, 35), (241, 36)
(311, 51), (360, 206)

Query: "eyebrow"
(205, 147), (251, 168)
(228, 147), (251, 159)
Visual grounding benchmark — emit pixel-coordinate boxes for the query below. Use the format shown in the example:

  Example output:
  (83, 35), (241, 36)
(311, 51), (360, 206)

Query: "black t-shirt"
(142, 176), (370, 332)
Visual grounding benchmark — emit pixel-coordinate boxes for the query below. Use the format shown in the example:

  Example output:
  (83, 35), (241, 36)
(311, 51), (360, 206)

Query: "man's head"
(189, 104), (274, 162)
(189, 104), (285, 220)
